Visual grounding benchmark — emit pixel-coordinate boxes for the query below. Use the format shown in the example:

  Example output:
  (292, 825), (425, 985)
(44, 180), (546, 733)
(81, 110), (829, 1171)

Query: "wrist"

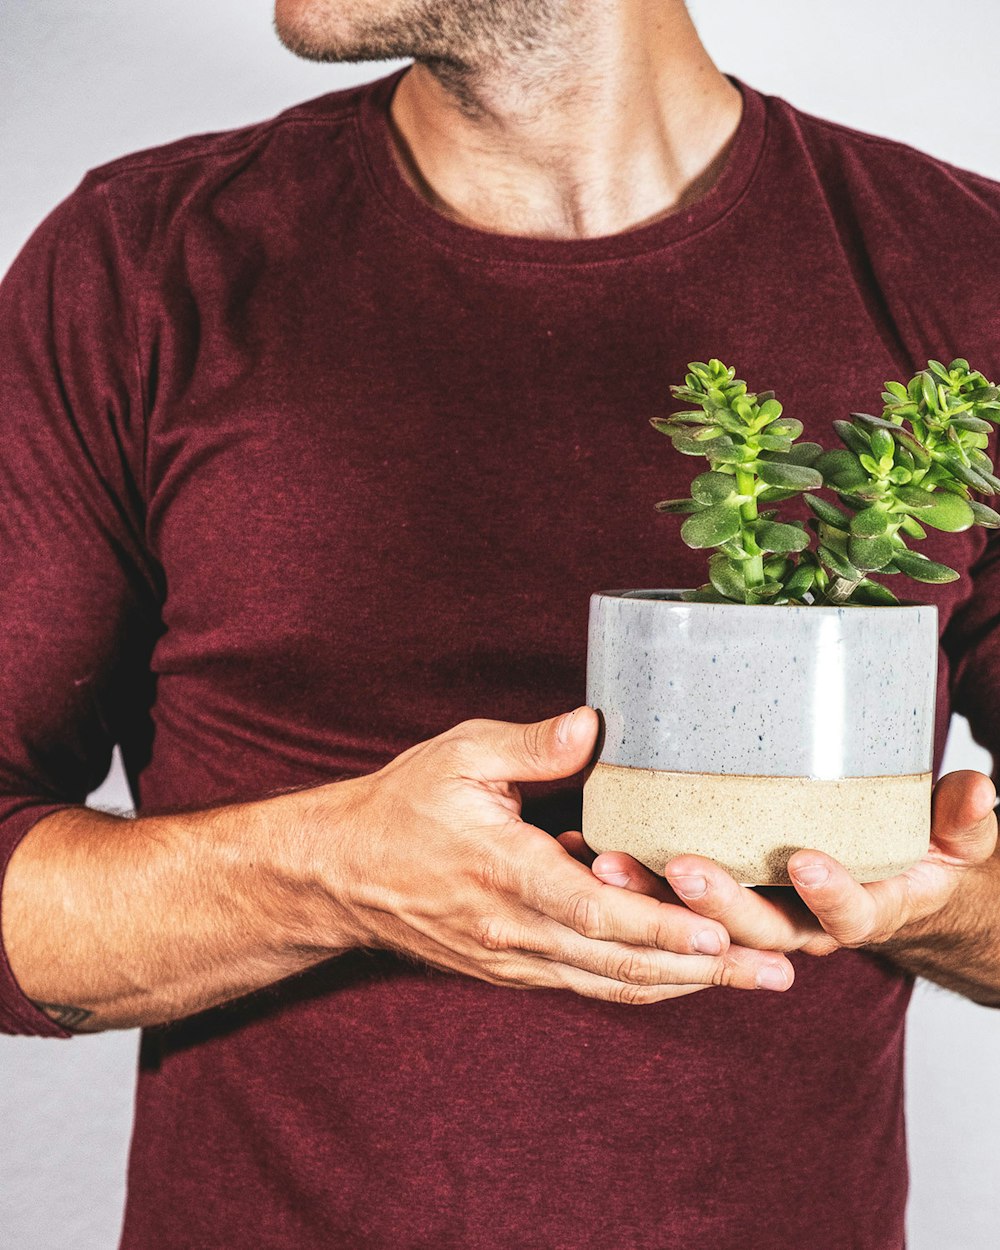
(245, 777), (370, 962)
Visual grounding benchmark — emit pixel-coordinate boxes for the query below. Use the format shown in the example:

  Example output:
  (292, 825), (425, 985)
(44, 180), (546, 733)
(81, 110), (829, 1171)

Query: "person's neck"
(387, 2), (742, 240)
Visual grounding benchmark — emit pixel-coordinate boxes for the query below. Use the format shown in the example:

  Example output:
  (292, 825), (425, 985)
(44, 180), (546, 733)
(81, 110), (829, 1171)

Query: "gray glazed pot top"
(587, 590), (938, 779)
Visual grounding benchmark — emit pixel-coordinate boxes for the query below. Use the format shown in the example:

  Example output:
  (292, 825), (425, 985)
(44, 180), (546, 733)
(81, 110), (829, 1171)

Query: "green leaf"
(753, 520), (811, 553)
(710, 409), (758, 437)
(755, 460), (823, 489)
(951, 415), (994, 433)
(918, 492), (975, 532)
(884, 381), (910, 402)
(763, 556), (793, 581)
(921, 371), (939, 410)
(843, 483), (888, 503)
(859, 453), (882, 476)
(816, 449), (869, 490)
(746, 581), (783, 604)
(818, 543), (863, 581)
(670, 432), (737, 458)
(850, 412), (932, 465)
(680, 501), (743, 548)
(850, 505), (891, 537)
(870, 429), (895, 460)
(757, 486), (800, 504)
(848, 533), (898, 570)
(832, 420), (872, 458)
(966, 447), (995, 470)
(708, 552), (747, 601)
(782, 562), (816, 599)
(691, 470), (737, 505)
(947, 459), (1000, 494)
(757, 398), (783, 424)
(756, 434), (794, 452)
(970, 500), (1000, 528)
(654, 498), (700, 514)
(782, 441), (824, 466)
(893, 484), (938, 511)
(767, 418), (804, 439)
(891, 548), (961, 583)
(898, 513), (928, 540)
(804, 494), (851, 528)
(847, 579), (901, 606)
(681, 586), (733, 603)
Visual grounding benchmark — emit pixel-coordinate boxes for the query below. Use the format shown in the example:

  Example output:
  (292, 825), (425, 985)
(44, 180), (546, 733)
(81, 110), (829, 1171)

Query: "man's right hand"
(303, 707), (794, 1004)
(3, 707), (793, 1034)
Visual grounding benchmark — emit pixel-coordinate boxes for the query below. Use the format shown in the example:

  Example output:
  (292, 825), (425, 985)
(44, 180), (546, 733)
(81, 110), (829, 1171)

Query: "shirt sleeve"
(941, 527), (1000, 791)
(0, 176), (161, 1036)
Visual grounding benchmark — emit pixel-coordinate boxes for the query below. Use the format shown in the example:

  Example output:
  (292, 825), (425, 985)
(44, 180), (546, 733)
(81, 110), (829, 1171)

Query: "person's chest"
(134, 204), (983, 800)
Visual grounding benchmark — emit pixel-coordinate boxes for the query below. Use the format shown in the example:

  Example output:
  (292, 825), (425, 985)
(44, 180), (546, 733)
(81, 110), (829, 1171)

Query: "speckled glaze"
(583, 590), (939, 885)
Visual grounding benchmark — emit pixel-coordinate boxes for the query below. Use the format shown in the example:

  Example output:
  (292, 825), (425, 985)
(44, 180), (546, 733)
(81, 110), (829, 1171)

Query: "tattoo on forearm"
(34, 1002), (93, 1029)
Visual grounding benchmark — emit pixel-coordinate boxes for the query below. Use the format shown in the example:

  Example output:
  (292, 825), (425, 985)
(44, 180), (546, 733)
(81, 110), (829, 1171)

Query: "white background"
(1, 2), (999, 1247)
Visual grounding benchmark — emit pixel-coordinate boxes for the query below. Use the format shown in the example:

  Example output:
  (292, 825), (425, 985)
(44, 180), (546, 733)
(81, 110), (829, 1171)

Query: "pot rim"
(595, 588), (933, 612)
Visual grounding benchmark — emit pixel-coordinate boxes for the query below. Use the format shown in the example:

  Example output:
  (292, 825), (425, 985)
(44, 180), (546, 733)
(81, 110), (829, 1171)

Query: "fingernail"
(669, 874), (707, 899)
(557, 710), (577, 745)
(791, 863), (829, 888)
(693, 930), (723, 955)
(756, 966), (788, 991)
(597, 871), (630, 887)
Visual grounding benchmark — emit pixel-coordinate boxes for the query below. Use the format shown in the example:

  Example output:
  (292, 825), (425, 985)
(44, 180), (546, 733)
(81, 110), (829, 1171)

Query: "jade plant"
(652, 357), (1000, 605)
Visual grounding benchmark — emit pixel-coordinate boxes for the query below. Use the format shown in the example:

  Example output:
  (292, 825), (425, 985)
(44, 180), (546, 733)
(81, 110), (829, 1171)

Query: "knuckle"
(441, 726), (479, 765)
(830, 918), (874, 949)
(477, 916), (513, 953)
(567, 891), (605, 939)
(711, 958), (737, 988)
(522, 719), (550, 769)
(611, 948), (656, 986)
(478, 853), (508, 896)
(608, 981), (660, 1006)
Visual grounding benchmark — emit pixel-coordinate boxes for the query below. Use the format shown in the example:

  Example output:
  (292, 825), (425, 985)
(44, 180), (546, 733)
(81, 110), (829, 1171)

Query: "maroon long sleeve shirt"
(2, 67), (999, 1249)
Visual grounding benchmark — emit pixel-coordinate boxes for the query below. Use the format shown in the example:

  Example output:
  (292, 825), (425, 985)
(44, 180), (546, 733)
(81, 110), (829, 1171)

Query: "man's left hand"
(559, 770), (997, 958)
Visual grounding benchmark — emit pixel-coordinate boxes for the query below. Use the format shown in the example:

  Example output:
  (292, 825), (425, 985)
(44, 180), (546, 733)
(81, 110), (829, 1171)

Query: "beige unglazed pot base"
(582, 762), (932, 886)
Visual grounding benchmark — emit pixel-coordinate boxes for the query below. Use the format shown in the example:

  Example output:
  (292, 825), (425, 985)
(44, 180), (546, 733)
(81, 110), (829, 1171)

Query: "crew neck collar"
(354, 65), (768, 266)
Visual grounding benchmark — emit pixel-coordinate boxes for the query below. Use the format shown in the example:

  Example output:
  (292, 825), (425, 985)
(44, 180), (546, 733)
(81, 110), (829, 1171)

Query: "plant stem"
(735, 466), (765, 588)
(823, 575), (861, 604)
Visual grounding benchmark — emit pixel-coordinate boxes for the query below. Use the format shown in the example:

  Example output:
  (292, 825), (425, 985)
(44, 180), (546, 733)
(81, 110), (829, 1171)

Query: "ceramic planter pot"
(582, 590), (938, 886)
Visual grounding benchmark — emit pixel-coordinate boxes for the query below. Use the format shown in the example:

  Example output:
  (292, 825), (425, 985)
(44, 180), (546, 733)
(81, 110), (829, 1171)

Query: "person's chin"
(274, 0), (352, 62)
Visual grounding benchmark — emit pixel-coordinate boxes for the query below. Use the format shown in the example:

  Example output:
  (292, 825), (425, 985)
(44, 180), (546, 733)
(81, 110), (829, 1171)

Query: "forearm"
(877, 831), (1000, 1006)
(0, 784), (359, 1032)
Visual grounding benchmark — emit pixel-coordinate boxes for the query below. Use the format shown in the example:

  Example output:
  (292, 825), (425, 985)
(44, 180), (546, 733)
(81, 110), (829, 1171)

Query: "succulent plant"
(653, 358), (1000, 606)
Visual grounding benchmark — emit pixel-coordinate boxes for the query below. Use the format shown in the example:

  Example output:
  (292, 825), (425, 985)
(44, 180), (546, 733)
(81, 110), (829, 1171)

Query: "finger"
(448, 706), (599, 785)
(517, 956), (710, 1005)
(591, 851), (679, 903)
(785, 851), (888, 947)
(400, 934), (711, 1005)
(663, 855), (821, 952)
(789, 773), (1000, 948)
(512, 840), (794, 988)
(483, 893), (730, 963)
(557, 829), (597, 867)
(482, 915), (794, 994)
(522, 834), (724, 952)
(930, 770), (998, 865)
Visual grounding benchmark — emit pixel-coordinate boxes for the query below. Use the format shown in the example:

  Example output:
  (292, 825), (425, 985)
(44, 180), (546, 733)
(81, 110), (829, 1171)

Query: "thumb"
(464, 706), (600, 784)
(930, 770), (998, 866)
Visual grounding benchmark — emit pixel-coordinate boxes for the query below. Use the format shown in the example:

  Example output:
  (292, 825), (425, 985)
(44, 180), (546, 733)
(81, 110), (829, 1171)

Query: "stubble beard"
(275, 0), (572, 109)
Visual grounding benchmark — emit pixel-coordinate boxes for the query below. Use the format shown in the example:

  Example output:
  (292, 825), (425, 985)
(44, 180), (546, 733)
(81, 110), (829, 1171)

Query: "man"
(1, 1), (998, 1245)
